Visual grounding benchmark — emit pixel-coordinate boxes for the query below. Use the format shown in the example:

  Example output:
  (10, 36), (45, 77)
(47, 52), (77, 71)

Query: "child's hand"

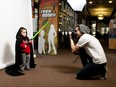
(69, 31), (72, 36)
(69, 31), (72, 39)
(29, 40), (32, 43)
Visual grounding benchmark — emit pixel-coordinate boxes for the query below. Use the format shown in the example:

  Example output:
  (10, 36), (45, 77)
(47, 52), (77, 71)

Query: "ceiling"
(83, 0), (116, 24)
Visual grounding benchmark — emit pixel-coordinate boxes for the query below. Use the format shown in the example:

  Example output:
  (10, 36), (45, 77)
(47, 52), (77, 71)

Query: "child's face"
(21, 29), (27, 37)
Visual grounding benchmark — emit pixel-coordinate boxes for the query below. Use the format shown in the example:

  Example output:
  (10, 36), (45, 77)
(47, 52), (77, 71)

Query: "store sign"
(41, 9), (56, 17)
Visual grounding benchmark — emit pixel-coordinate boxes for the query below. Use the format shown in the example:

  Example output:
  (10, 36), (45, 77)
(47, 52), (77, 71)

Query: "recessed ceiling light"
(108, 0), (113, 3)
(89, 1), (93, 4)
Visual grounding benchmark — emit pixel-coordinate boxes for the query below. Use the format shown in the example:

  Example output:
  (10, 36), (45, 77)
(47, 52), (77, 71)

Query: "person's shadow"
(5, 65), (25, 76)
(4, 43), (25, 76)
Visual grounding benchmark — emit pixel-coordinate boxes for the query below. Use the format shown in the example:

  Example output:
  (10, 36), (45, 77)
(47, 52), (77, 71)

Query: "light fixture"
(108, 0), (113, 3)
(98, 14), (104, 20)
(59, 3), (61, 5)
(35, 0), (39, 2)
(88, 1), (93, 4)
(97, 9), (104, 20)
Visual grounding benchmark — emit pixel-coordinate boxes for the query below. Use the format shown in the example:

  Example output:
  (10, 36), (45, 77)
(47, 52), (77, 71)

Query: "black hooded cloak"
(15, 28), (36, 70)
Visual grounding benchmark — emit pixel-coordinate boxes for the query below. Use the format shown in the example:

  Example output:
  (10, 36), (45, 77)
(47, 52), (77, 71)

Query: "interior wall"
(0, 0), (33, 69)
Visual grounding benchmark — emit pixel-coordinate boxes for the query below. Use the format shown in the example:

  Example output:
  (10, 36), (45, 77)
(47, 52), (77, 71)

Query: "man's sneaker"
(25, 68), (30, 71)
(100, 76), (106, 80)
(100, 67), (108, 80)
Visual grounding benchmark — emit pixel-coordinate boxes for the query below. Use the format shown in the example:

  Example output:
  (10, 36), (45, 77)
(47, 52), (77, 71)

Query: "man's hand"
(69, 31), (72, 39)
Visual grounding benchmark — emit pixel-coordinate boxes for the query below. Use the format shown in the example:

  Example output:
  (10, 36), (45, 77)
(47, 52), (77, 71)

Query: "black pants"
(77, 48), (106, 80)
(79, 48), (92, 67)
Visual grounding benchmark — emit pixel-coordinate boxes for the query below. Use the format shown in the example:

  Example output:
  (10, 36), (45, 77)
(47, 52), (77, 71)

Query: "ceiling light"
(59, 3), (61, 5)
(98, 16), (104, 20)
(35, 0), (39, 2)
(97, 9), (104, 20)
(89, 1), (93, 4)
(98, 14), (104, 20)
(108, 0), (113, 3)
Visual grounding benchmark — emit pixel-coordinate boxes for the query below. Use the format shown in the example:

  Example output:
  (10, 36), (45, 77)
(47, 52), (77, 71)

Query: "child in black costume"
(15, 27), (36, 72)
